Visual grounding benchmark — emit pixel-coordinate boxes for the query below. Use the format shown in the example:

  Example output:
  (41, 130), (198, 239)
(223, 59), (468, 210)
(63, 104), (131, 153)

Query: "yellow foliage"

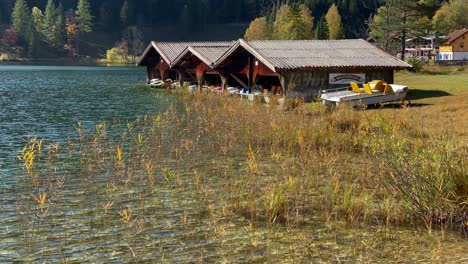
(325, 3), (344, 39)
(244, 16), (270, 40)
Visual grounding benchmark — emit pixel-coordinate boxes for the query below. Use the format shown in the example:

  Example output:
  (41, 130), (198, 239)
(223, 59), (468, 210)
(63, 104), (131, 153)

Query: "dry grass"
(14, 68), (467, 260)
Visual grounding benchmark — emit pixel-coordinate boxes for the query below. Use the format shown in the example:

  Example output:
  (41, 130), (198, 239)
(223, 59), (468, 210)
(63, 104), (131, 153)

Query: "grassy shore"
(15, 66), (467, 261)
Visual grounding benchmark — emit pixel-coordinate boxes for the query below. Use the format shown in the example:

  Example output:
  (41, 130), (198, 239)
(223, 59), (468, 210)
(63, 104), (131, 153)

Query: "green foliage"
(432, 0), (468, 35)
(75, 0), (93, 34)
(31, 7), (44, 34)
(120, 0), (129, 26)
(315, 16), (329, 40)
(44, 0), (56, 37)
(11, 0), (30, 38)
(406, 58), (422, 72)
(369, 0), (431, 59)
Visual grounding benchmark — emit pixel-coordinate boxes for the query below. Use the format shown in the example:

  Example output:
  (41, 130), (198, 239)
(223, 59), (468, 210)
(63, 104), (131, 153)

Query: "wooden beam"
(248, 55), (254, 93)
(230, 73), (248, 88)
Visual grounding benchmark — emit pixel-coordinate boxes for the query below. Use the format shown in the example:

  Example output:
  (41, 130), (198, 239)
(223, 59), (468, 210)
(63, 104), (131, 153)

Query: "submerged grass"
(14, 86), (467, 261)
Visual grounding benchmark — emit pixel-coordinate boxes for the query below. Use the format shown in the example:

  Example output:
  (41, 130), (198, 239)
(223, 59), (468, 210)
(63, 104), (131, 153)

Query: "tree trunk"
(400, 13), (407, 61)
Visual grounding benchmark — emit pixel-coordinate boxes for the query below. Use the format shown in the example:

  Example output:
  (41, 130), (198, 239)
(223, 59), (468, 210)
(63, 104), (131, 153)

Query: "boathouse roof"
(137, 41), (234, 66)
(171, 45), (233, 68)
(214, 39), (412, 72)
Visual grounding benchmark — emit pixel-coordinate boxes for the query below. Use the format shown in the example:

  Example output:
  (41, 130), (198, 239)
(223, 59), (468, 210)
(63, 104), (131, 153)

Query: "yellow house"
(439, 28), (468, 60)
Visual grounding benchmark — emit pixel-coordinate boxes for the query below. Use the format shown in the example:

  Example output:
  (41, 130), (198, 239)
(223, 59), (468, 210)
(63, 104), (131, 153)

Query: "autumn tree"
(299, 4), (314, 39)
(325, 3), (344, 39)
(244, 17), (270, 40)
(2, 27), (18, 47)
(273, 4), (292, 39)
(432, 0), (468, 35)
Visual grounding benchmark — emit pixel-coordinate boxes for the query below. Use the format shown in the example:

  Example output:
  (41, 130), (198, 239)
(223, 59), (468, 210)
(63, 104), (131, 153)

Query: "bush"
(106, 48), (121, 63)
(0, 53), (11, 61)
(406, 58), (422, 72)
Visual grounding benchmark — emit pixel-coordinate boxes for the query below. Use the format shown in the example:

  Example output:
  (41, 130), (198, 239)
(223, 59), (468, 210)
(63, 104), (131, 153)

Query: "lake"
(0, 66), (466, 262)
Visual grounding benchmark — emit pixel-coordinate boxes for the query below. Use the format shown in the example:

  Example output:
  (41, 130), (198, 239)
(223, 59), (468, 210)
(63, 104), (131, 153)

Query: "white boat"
(321, 81), (410, 106)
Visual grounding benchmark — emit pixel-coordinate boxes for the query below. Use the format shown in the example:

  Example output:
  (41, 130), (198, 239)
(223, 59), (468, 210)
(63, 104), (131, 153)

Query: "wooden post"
(219, 71), (228, 92)
(178, 69), (186, 88)
(247, 55), (254, 93)
(278, 73), (287, 97)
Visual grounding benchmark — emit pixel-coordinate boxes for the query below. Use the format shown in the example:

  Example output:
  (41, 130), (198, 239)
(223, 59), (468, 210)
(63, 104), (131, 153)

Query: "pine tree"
(325, 3), (344, 39)
(44, 0), (56, 38)
(75, 0), (93, 34)
(27, 24), (38, 58)
(370, 0), (430, 60)
(120, 0), (129, 26)
(315, 16), (329, 40)
(53, 2), (65, 48)
(288, 5), (307, 40)
(31, 7), (44, 34)
(11, 0), (30, 38)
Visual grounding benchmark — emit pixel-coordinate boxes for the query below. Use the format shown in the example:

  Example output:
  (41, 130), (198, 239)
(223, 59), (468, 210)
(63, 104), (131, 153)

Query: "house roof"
(214, 39), (412, 72)
(170, 45), (233, 68)
(137, 41), (234, 66)
(446, 28), (468, 44)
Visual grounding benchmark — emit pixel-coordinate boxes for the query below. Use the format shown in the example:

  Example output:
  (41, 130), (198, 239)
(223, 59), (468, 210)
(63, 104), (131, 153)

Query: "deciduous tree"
(273, 4), (292, 39)
(432, 0), (468, 35)
(325, 3), (344, 39)
(244, 16), (270, 40)
(299, 4), (314, 39)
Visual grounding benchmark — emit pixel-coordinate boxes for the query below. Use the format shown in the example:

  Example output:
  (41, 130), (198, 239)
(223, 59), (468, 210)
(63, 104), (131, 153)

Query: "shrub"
(406, 58), (422, 72)
(0, 53), (12, 61)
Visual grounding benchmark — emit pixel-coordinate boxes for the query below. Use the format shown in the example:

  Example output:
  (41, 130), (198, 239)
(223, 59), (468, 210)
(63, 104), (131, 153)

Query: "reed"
(14, 88), (467, 261)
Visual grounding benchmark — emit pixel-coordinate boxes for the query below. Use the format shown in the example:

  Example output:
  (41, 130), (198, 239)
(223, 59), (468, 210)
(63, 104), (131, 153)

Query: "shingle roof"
(171, 45), (233, 68)
(215, 39), (412, 71)
(446, 28), (468, 44)
(137, 41), (234, 66)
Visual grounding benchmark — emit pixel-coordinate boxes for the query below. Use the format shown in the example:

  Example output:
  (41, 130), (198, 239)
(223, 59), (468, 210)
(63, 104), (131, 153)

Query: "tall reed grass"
(15, 89), (467, 260)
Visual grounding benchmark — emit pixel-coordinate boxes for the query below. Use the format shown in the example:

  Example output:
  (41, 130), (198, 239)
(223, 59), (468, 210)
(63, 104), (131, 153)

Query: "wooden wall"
(283, 69), (394, 101)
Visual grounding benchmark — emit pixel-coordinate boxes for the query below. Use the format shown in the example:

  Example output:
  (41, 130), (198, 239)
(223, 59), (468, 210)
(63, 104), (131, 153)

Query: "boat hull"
(321, 85), (409, 106)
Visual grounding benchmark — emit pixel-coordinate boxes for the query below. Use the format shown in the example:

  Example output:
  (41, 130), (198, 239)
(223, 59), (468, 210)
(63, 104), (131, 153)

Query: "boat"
(320, 80), (410, 106)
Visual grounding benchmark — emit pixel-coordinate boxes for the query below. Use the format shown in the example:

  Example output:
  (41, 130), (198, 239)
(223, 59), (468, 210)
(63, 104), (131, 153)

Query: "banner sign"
(329, 73), (366, 84)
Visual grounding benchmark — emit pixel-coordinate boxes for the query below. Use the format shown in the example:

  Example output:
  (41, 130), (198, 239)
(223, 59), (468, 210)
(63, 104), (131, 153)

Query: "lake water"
(0, 66), (172, 184)
(0, 66), (466, 262)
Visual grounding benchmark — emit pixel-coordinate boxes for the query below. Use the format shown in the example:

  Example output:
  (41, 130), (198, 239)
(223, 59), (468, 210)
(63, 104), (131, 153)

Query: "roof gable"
(171, 45), (233, 68)
(446, 28), (468, 44)
(137, 41), (234, 66)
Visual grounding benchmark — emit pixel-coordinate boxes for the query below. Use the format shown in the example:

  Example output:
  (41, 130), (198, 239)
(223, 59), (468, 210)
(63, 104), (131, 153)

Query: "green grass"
(395, 66), (468, 101)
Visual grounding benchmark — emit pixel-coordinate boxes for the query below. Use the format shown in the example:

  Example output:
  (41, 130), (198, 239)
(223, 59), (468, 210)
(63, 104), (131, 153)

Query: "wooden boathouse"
(138, 39), (412, 100)
(136, 41), (233, 86)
